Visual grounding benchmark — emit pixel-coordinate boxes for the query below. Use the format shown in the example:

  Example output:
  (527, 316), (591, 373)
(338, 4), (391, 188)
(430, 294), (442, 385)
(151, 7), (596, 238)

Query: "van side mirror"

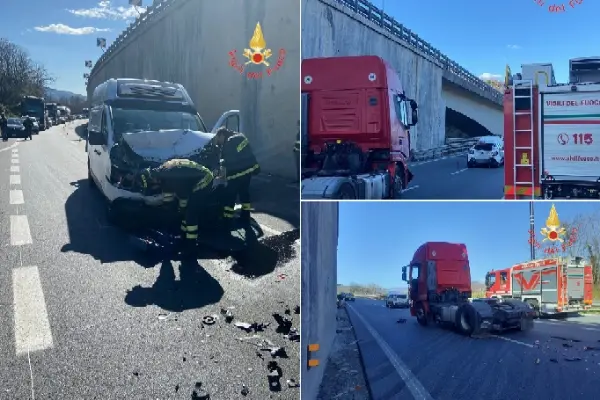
(401, 266), (407, 282)
(88, 128), (106, 145)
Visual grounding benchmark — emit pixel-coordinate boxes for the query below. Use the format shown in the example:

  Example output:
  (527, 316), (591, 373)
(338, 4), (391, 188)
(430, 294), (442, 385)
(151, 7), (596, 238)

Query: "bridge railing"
(89, 0), (184, 80)
(411, 137), (483, 162)
(333, 0), (503, 104)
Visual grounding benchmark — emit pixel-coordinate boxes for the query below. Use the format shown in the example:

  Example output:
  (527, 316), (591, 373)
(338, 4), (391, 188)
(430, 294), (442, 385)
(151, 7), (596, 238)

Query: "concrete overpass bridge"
(87, 0), (299, 179)
(302, 0), (504, 151)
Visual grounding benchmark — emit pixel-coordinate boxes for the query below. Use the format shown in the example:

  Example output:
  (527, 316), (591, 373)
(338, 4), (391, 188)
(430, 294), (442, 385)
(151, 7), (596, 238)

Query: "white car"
(386, 293), (409, 308)
(86, 78), (241, 223)
(467, 136), (504, 168)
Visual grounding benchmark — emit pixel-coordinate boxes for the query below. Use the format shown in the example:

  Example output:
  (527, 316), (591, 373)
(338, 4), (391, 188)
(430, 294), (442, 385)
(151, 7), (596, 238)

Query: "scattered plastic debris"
(294, 305), (300, 314)
(397, 318), (407, 324)
(535, 358), (540, 364)
(564, 357), (582, 362)
(563, 343), (573, 348)
(550, 358), (558, 363)
(287, 379), (300, 388)
(241, 384), (250, 396)
(202, 316), (216, 326)
(272, 313), (293, 334)
(267, 361), (282, 392)
(158, 313), (168, 320)
(287, 328), (300, 342)
(191, 381), (210, 399)
(175, 384), (179, 392)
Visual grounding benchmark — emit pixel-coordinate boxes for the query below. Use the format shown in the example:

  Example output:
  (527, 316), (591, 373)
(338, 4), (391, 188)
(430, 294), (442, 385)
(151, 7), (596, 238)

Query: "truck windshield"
(474, 143), (494, 151)
(485, 273), (495, 289)
(111, 108), (207, 137)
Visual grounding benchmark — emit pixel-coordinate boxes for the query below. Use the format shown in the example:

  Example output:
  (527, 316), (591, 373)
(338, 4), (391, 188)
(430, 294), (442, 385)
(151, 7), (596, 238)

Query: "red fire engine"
(485, 257), (593, 316)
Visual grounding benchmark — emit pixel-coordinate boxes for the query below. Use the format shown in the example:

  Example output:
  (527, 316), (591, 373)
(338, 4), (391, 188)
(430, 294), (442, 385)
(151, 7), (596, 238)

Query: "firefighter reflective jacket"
(140, 159), (213, 196)
(222, 133), (260, 180)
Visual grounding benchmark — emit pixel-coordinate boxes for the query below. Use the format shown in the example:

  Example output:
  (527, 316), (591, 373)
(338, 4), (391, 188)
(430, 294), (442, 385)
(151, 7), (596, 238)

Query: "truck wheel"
(416, 304), (428, 326)
(336, 183), (356, 199)
(455, 304), (478, 336)
(390, 165), (405, 199)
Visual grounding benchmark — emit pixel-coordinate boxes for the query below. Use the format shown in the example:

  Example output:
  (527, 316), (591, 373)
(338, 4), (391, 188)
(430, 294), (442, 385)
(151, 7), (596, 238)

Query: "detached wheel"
(336, 183), (356, 199)
(415, 303), (428, 326)
(455, 304), (478, 336)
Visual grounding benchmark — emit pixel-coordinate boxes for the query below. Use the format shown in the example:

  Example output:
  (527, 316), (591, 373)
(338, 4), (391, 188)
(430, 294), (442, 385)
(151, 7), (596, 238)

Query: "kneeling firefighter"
(214, 127), (260, 225)
(137, 159), (215, 257)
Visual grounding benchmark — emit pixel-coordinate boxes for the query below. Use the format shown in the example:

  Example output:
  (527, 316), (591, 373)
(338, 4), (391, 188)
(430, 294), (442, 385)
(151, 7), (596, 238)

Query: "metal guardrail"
(332, 0), (503, 104)
(89, 0), (185, 81)
(411, 137), (482, 162)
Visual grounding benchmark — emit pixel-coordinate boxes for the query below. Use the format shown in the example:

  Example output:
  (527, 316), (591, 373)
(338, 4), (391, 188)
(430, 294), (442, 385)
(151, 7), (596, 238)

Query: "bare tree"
(0, 38), (54, 113)
(563, 210), (600, 285)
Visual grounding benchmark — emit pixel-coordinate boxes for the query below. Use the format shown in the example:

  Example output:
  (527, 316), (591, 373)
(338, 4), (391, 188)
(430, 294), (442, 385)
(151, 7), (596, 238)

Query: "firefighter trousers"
(223, 174), (252, 223)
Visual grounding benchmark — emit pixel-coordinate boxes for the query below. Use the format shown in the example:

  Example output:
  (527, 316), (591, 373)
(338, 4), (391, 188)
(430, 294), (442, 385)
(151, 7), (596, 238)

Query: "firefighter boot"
(240, 203), (252, 225)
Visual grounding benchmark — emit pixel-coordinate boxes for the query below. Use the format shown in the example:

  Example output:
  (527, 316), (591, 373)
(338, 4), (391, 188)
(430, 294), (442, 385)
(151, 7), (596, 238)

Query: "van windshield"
(111, 108), (207, 137)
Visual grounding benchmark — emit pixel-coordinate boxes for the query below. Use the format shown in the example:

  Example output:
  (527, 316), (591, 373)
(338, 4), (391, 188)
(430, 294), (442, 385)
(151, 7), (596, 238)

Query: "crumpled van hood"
(121, 129), (215, 162)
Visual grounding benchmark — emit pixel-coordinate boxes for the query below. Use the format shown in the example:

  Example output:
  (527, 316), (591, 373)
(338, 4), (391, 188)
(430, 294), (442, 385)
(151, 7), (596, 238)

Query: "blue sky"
(371, 0), (594, 83)
(338, 201), (600, 288)
(1, 1), (144, 95)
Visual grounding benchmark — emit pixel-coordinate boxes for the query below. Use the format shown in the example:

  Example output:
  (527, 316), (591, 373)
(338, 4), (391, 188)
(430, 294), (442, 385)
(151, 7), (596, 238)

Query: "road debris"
(294, 305), (300, 314)
(241, 384), (250, 396)
(397, 318), (407, 324)
(267, 361), (283, 391)
(202, 315), (217, 325)
(272, 313), (293, 334)
(191, 381), (210, 399)
(287, 379), (300, 388)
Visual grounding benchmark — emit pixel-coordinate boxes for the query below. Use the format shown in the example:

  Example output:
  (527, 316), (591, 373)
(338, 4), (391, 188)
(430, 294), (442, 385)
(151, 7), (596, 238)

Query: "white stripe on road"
(450, 168), (467, 176)
(0, 142), (18, 153)
(12, 154), (18, 159)
(10, 166), (20, 173)
(10, 215), (32, 246)
(402, 185), (420, 193)
(9, 190), (24, 205)
(11, 158), (19, 164)
(13, 266), (54, 355)
(491, 334), (535, 348)
(10, 175), (21, 185)
(348, 304), (434, 400)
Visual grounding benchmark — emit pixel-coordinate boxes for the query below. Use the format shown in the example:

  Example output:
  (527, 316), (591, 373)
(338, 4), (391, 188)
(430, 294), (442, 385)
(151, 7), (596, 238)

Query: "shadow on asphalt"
(229, 228), (299, 278)
(74, 123), (87, 140)
(124, 259), (224, 311)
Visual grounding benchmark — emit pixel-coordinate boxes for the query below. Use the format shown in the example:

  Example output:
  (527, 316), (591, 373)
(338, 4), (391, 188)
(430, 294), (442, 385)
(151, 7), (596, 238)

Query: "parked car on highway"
(5, 117), (29, 139)
(467, 135), (504, 168)
(386, 293), (409, 308)
(345, 293), (355, 301)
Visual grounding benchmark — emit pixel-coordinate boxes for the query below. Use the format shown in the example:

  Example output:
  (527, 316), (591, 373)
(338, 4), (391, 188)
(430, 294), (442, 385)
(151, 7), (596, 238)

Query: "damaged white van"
(86, 78), (240, 221)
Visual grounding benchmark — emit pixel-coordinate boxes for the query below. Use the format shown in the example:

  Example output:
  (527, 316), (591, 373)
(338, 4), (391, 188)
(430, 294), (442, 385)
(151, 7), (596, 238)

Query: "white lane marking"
(10, 175), (21, 185)
(10, 215), (33, 246)
(0, 142), (19, 153)
(10, 190), (24, 205)
(348, 305), (434, 400)
(491, 334), (535, 348)
(583, 327), (600, 332)
(10, 166), (20, 173)
(13, 266), (54, 355)
(12, 148), (18, 152)
(286, 183), (298, 189)
(402, 185), (420, 193)
(450, 168), (468, 176)
(11, 158), (19, 164)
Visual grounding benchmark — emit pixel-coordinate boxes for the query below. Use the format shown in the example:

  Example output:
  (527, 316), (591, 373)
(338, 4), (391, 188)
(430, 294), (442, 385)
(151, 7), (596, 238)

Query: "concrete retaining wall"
(88, 0), (300, 179)
(301, 202), (339, 400)
(301, 0), (446, 150)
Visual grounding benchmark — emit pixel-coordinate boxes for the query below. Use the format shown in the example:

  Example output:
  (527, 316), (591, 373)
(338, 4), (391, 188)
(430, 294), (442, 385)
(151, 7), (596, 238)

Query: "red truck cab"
(301, 55), (418, 194)
(402, 242), (471, 318)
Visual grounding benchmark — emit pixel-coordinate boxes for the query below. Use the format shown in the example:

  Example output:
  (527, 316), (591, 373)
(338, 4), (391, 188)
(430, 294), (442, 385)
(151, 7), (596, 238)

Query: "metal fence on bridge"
(333, 0), (504, 104)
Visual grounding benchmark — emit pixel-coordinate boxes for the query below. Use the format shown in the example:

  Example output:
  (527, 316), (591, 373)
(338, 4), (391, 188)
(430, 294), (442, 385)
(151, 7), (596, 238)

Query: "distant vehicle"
(345, 293), (355, 302)
(5, 118), (29, 139)
(21, 96), (46, 131)
(467, 136), (504, 168)
(386, 293), (409, 308)
(46, 102), (59, 122)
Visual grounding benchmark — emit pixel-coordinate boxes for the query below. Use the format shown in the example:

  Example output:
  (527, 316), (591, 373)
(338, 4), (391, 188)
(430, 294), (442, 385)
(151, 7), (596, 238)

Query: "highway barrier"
(411, 137), (484, 162)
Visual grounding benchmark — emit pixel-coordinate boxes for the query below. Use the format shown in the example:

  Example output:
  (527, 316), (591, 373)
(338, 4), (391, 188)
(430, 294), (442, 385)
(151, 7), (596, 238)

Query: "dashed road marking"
(450, 168), (468, 176)
(10, 175), (21, 185)
(13, 266), (54, 355)
(11, 158), (19, 164)
(491, 334), (535, 348)
(10, 166), (20, 173)
(10, 215), (33, 246)
(348, 304), (434, 400)
(0, 142), (19, 153)
(402, 185), (420, 193)
(10, 190), (24, 205)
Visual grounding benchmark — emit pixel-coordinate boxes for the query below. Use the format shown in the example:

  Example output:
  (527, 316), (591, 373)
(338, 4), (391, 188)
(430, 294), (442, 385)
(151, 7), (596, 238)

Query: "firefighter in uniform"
(214, 127), (260, 225)
(137, 159), (214, 257)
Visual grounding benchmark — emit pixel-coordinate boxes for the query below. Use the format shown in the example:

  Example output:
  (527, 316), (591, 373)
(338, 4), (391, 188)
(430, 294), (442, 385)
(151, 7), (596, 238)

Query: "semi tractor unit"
(21, 96), (46, 131)
(301, 56), (418, 199)
(504, 57), (600, 199)
(402, 242), (535, 336)
(485, 256), (593, 316)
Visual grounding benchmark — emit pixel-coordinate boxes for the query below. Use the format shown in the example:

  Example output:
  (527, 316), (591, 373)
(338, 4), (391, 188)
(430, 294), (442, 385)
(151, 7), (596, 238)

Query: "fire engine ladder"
(512, 79), (536, 199)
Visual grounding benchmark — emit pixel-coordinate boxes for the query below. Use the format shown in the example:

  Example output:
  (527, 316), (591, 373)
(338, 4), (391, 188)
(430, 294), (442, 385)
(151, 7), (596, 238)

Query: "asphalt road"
(0, 122), (300, 399)
(403, 154), (504, 200)
(345, 298), (600, 400)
